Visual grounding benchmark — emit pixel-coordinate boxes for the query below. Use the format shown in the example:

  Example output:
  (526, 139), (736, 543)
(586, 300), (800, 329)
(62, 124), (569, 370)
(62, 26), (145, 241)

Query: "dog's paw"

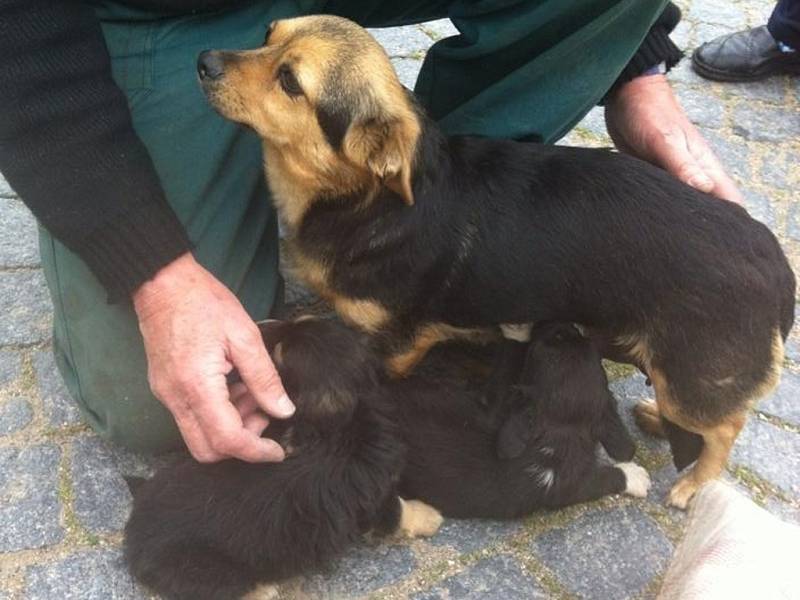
(398, 498), (443, 538)
(633, 399), (666, 438)
(617, 462), (651, 498)
(667, 474), (699, 510)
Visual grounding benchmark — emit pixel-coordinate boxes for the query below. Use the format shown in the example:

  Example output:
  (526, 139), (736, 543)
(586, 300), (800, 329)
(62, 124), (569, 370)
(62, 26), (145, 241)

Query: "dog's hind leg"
(666, 411), (747, 509)
(563, 462), (650, 506)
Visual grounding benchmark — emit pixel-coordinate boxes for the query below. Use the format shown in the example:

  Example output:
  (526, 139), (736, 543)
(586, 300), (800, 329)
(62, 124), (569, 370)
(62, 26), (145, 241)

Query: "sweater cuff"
(71, 200), (193, 303)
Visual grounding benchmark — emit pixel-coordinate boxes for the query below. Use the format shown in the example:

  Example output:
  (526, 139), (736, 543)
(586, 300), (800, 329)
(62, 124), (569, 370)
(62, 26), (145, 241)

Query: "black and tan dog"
(197, 15), (795, 508)
(124, 318), (442, 600)
(398, 321), (651, 517)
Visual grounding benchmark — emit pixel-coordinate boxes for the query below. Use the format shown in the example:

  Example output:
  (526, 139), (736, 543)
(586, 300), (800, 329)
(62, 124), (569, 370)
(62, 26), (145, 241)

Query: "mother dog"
(197, 15), (795, 508)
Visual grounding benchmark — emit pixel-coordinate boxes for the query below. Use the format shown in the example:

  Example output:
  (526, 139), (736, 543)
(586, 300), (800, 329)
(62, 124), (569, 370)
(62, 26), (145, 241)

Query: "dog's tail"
(123, 476), (147, 495)
(662, 418), (704, 472)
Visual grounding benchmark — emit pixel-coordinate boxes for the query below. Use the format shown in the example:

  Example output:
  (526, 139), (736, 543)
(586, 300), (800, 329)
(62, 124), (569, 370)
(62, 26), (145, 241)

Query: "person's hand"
(604, 73), (743, 204)
(132, 252), (294, 463)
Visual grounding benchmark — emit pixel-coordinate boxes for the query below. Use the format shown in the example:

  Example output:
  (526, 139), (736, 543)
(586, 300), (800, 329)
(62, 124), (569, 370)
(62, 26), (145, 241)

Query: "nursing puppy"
(197, 15), (795, 508)
(398, 322), (650, 517)
(123, 318), (442, 600)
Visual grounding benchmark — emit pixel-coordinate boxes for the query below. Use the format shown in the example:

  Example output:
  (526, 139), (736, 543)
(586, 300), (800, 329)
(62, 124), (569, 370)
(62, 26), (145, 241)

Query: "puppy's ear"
(345, 116), (417, 206)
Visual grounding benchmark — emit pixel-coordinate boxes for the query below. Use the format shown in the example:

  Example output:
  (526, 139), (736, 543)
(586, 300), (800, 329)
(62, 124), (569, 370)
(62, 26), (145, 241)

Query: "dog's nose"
(197, 50), (225, 80)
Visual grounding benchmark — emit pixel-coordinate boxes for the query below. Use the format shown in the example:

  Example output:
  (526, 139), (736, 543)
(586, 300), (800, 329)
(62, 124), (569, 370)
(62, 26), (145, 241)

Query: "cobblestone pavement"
(2, 1), (799, 598)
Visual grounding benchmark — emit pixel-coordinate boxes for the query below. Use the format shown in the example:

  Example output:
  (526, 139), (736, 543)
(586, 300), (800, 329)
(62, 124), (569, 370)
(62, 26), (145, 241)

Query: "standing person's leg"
(39, 0), (303, 454)
(322, 0), (668, 142)
(769, 0), (800, 50)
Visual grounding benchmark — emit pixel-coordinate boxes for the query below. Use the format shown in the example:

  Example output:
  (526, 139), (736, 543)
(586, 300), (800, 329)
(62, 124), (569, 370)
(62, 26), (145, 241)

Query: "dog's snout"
(197, 50), (225, 81)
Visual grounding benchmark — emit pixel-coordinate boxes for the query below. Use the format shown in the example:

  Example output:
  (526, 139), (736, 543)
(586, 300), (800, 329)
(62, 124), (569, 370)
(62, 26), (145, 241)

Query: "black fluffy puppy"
(124, 318), (442, 600)
(398, 322), (651, 518)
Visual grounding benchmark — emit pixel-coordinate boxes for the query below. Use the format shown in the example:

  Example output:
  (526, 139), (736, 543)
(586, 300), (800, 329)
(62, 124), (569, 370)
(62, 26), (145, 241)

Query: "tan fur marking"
(632, 398), (666, 438)
(396, 498), (443, 538)
(241, 583), (279, 600)
(332, 297), (390, 333)
(614, 332), (653, 372)
(388, 323), (490, 376)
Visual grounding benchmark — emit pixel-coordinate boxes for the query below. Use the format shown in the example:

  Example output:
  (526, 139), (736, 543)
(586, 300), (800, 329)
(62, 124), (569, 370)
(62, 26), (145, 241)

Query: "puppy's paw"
(633, 399), (666, 438)
(617, 462), (651, 498)
(667, 474), (699, 510)
(398, 498), (443, 538)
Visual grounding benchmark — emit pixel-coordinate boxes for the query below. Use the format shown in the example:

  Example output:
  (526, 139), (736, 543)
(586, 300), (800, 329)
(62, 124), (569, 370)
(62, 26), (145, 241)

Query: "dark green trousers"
(41, 0), (667, 453)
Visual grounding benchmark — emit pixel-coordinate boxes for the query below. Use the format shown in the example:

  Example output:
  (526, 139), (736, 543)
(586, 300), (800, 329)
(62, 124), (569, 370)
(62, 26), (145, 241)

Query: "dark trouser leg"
(768, 0), (800, 49)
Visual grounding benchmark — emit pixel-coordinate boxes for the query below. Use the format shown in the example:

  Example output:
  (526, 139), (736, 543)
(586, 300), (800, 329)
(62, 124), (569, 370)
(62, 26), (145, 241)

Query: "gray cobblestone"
(369, 26), (432, 57)
(759, 369), (800, 427)
(0, 396), (33, 436)
(740, 187), (776, 228)
(430, 518), (522, 554)
(764, 498), (800, 526)
(419, 19), (458, 41)
(731, 104), (800, 143)
(71, 436), (133, 534)
(0, 173), (15, 199)
(0, 445), (63, 552)
(609, 374), (670, 454)
(391, 58), (423, 90)
(759, 152), (791, 190)
(699, 127), (752, 180)
(24, 549), (147, 600)
(731, 417), (800, 500)
(0, 198), (39, 268)
(33, 350), (82, 427)
(676, 86), (726, 129)
(727, 78), (788, 104)
(785, 202), (800, 243)
(412, 555), (549, 600)
(0, 349), (22, 388)
(0, 271), (52, 346)
(687, 0), (747, 29)
(531, 506), (673, 600)
(302, 542), (416, 597)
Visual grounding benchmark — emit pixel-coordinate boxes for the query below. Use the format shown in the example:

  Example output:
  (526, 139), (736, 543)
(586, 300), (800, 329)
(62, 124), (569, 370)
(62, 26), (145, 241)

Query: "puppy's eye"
(277, 64), (303, 97)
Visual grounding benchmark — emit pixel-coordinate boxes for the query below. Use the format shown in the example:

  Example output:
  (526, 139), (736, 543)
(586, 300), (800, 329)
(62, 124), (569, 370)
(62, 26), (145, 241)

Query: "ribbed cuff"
(71, 200), (193, 304)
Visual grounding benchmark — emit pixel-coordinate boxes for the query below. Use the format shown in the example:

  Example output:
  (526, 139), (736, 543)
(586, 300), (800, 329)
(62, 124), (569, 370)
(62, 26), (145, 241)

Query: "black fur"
(397, 322), (638, 518)
(123, 319), (406, 600)
(294, 106), (795, 428)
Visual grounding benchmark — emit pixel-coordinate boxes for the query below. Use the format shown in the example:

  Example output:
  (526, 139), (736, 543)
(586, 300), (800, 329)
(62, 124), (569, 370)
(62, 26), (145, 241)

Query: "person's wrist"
(132, 252), (199, 319)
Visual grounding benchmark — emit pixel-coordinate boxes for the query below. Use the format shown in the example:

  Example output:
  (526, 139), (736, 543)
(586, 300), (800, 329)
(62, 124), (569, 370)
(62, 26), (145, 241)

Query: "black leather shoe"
(692, 25), (800, 81)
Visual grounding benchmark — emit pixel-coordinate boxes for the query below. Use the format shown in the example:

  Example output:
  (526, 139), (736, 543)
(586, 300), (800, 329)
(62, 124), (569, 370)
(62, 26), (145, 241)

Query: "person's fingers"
(170, 404), (223, 463)
(228, 325), (295, 419)
(242, 411), (271, 436)
(230, 382), (261, 419)
(191, 375), (285, 463)
(691, 146), (745, 204)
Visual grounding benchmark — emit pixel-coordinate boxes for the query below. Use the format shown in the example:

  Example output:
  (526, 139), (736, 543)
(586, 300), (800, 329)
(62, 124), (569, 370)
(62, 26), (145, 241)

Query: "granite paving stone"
(369, 26), (432, 57)
(71, 436), (133, 534)
(784, 202), (800, 243)
(609, 374), (670, 454)
(391, 58), (424, 90)
(698, 127), (752, 180)
(0, 396), (34, 436)
(24, 549), (147, 600)
(302, 542), (416, 598)
(687, 0), (747, 29)
(412, 555), (549, 600)
(531, 506), (673, 600)
(0, 198), (40, 268)
(740, 186), (776, 228)
(0, 173), (15, 199)
(758, 368), (800, 427)
(0, 349), (22, 388)
(759, 152), (792, 191)
(764, 498), (800, 527)
(675, 86), (726, 129)
(731, 104), (800, 143)
(0, 445), (63, 552)
(34, 350), (82, 426)
(0, 271), (52, 346)
(731, 416), (800, 500)
(429, 518), (522, 554)
(419, 19), (458, 41)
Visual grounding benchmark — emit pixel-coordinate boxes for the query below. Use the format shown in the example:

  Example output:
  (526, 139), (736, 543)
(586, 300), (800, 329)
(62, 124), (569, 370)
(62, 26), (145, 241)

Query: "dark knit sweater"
(0, 0), (682, 301)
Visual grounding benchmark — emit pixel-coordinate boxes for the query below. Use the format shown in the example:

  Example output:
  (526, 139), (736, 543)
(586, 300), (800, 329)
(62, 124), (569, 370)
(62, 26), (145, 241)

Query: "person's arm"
(0, 0), (293, 462)
(603, 2), (743, 204)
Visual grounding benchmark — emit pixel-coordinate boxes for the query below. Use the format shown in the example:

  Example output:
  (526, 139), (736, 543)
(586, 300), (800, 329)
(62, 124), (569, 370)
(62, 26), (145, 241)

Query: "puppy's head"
(259, 316), (381, 425)
(198, 15), (420, 210)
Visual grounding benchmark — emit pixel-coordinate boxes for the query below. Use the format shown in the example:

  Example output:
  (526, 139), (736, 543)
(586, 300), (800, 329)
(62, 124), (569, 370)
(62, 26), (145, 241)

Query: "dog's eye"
(277, 64), (303, 97)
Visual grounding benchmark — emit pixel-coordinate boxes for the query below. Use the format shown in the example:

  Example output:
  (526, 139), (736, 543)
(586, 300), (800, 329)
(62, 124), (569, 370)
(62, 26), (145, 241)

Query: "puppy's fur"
(123, 319), (441, 600)
(198, 15), (795, 507)
(397, 322), (650, 517)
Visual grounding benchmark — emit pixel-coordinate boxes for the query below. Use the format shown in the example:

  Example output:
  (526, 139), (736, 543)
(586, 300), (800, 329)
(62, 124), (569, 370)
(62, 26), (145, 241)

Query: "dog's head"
(198, 15), (420, 217)
(259, 316), (381, 425)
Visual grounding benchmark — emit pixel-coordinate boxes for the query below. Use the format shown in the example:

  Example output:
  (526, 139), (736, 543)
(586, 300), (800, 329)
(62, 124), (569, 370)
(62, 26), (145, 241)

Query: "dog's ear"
(344, 116), (417, 206)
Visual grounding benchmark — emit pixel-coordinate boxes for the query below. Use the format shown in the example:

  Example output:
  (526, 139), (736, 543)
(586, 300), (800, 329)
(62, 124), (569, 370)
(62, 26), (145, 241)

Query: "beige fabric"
(659, 481), (800, 600)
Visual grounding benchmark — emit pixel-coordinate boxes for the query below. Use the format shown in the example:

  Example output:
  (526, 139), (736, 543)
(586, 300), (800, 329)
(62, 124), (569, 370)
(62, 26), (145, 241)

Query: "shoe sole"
(691, 53), (800, 82)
